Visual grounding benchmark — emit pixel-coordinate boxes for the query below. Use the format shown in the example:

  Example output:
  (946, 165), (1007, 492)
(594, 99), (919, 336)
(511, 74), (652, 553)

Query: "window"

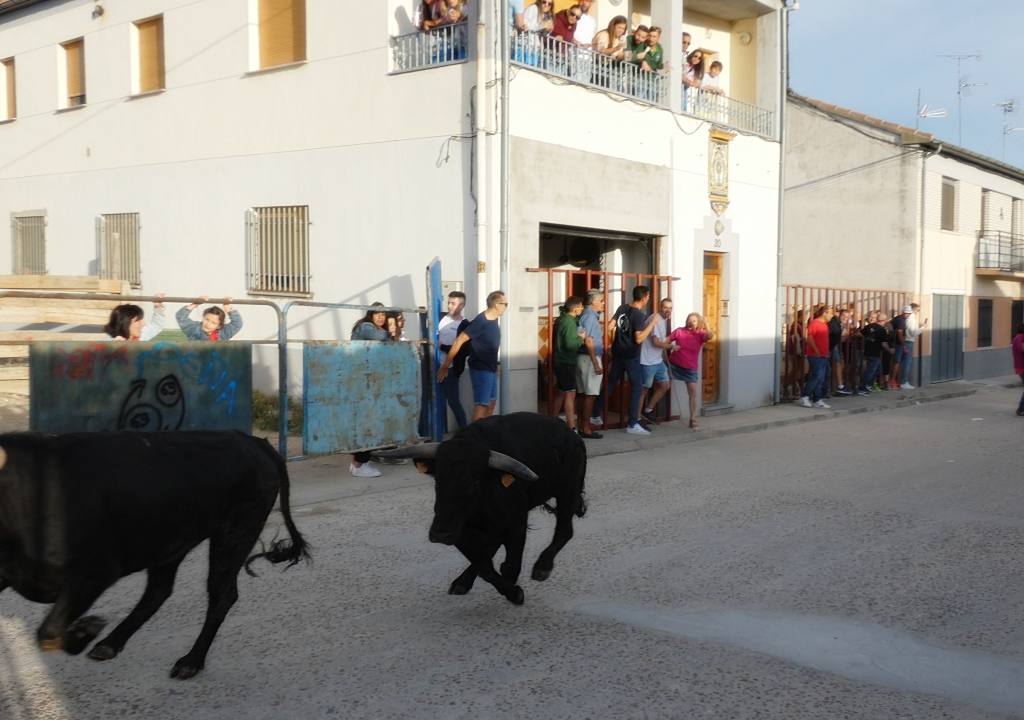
(11, 211), (46, 275)
(258, 0), (306, 69)
(1, 57), (14, 120)
(1012, 300), (1023, 338)
(134, 16), (165, 94)
(246, 205), (311, 295)
(97, 213), (142, 287)
(62, 38), (86, 107)
(977, 299), (992, 348)
(941, 177), (957, 231)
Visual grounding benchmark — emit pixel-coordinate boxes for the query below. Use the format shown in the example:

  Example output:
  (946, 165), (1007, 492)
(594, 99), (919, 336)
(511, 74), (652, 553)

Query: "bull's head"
(374, 441), (538, 545)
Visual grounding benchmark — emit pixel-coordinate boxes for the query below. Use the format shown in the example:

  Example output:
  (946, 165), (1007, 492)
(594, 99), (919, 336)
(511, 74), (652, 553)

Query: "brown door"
(702, 253), (722, 403)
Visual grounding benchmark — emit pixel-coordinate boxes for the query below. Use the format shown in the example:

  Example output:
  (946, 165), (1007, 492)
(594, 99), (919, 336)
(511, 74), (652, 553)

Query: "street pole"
(499, 0), (511, 414)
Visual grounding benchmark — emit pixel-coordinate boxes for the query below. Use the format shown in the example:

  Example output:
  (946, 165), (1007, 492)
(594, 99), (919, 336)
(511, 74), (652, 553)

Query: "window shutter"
(259, 0), (306, 68)
(64, 39), (85, 105)
(137, 17), (165, 92)
(3, 58), (14, 119)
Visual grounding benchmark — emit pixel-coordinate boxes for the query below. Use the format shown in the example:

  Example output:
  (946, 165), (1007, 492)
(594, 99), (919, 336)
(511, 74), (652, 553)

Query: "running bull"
(376, 412), (586, 605)
(0, 430), (309, 679)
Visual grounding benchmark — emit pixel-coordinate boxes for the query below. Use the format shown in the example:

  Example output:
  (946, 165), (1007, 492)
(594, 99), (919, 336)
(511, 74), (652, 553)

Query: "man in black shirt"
(857, 315), (894, 395)
(607, 285), (658, 435)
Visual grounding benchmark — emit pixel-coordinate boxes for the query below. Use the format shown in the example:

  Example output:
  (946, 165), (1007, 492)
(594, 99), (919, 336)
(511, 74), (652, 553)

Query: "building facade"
(785, 93), (1024, 384)
(1, 0), (785, 414)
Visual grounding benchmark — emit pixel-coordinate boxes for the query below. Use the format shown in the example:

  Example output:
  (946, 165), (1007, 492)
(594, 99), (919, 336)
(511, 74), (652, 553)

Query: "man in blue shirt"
(575, 290), (606, 438)
(438, 290), (509, 421)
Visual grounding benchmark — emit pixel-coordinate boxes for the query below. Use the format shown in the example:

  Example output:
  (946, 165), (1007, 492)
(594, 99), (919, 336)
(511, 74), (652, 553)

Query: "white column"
(650, 0), (683, 111)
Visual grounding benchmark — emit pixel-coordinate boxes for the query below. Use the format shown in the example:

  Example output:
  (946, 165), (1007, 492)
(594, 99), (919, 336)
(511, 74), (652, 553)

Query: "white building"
(0, 0), (786, 418)
(785, 93), (1024, 384)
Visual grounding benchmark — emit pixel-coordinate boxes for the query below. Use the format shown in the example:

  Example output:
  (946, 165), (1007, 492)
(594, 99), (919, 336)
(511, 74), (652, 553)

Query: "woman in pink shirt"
(668, 312), (714, 429)
(1013, 322), (1024, 416)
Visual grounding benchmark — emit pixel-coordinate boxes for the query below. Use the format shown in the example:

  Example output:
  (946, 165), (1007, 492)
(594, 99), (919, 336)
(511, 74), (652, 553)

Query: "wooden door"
(702, 253), (722, 403)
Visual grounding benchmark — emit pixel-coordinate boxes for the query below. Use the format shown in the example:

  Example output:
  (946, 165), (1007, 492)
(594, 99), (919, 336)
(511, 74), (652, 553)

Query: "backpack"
(612, 306), (634, 355)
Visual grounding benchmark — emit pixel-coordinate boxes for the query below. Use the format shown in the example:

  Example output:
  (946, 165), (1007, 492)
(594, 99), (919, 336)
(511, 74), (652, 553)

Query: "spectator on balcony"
(551, 3), (580, 44)
(508, 0), (527, 32)
(641, 26), (664, 73)
(681, 31), (691, 56)
(702, 60), (724, 95)
(417, 0), (445, 31)
(573, 0), (597, 46)
(683, 49), (705, 88)
(592, 15), (627, 59)
(442, 0), (463, 24)
(524, 0), (553, 34)
(625, 25), (650, 66)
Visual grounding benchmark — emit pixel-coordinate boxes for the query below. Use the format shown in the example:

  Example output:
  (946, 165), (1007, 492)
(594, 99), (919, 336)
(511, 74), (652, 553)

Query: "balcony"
(510, 33), (775, 139)
(390, 21), (468, 74)
(976, 231), (1024, 275)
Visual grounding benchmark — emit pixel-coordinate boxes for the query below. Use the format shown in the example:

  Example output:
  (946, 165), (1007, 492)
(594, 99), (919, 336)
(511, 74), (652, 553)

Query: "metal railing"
(390, 21), (469, 73)
(976, 231), (1024, 272)
(511, 33), (668, 107)
(682, 87), (775, 138)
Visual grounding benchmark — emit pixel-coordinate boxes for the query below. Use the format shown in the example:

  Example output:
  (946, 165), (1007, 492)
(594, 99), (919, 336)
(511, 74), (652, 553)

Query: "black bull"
(0, 430), (309, 679)
(376, 412), (587, 605)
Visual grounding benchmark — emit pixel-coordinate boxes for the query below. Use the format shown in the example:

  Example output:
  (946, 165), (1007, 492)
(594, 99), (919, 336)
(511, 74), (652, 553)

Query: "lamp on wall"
(91, 2), (104, 19)
(738, 31), (752, 46)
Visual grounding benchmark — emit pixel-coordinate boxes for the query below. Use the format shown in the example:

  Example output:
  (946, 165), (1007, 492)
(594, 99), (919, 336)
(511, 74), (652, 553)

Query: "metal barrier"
(781, 285), (910, 402)
(976, 231), (1024, 272)
(0, 291), (434, 459)
(390, 21), (469, 73)
(512, 33), (669, 108)
(527, 267), (679, 429)
(681, 87), (776, 139)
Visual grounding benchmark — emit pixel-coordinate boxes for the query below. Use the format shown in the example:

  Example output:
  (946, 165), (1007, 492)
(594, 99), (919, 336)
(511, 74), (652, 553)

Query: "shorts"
(575, 354), (603, 396)
(641, 362), (669, 388)
(830, 345), (841, 363)
(554, 362), (577, 393)
(469, 368), (497, 406)
(669, 364), (699, 384)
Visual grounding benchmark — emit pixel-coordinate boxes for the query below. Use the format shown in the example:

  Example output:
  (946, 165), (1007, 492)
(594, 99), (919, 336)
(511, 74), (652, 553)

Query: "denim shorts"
(469, 368), (497, 406)
(830, 345), (841, 363)
(641, 362), (669, 388)
(669, 364), (699, 384)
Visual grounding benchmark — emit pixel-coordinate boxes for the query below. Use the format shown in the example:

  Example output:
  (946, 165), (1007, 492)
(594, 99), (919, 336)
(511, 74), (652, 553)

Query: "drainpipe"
(917, 142), (943, 386)
(772, 3), (793, 404)
(475, 12), (489, 315)
(498, 0), (511, 413)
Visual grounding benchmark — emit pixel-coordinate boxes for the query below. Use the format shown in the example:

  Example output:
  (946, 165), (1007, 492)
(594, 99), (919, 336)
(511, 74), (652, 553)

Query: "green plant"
(251, 390), (303, 436)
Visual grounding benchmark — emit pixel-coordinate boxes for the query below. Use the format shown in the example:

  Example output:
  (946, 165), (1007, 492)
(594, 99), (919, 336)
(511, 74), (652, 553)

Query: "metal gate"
(11, 212), (46, 275)
(932, 294), (964, 382)
(97, 213), (142, 286)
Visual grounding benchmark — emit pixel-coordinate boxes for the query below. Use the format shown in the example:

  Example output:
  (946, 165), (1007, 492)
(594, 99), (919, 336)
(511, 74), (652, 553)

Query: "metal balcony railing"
(511, 32), (669, 108)
(390, 21), (468, 74)
(682, 87), (776, 139)
(976, 231), (1024, 272)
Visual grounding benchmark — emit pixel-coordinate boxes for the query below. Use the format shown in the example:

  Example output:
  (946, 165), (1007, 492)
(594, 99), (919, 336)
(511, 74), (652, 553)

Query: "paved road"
(2, 386), (1023, 719)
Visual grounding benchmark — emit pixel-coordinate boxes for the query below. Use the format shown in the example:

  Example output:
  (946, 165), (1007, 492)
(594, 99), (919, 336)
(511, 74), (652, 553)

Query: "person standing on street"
(438, 290), (508, 422)
(890, 306), (909, 390)
(607, 285), (658, 435)
(667, 311), (713, 429)
(639, 297), (674, 424)
(576, 289), (606, 438)
(437, 290), (468, 430)
(797, 304), (831, 409)
(1013, 322), (1024, 417)
(553, 296), (586, 434)
(901, 302), (928, 389)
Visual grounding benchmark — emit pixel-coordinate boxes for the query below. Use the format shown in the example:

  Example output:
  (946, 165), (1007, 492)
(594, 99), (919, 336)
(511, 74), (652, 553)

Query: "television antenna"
(915, 89), (947, 129)
(940, 53), (984, 145)
(996, 99), (1024, 160)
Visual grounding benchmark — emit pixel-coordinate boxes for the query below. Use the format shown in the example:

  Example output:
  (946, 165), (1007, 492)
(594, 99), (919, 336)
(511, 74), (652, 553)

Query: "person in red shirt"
(796, 304), (832, 409)
(550, 3), (581, 43)
(1012, 322), (1024, 416)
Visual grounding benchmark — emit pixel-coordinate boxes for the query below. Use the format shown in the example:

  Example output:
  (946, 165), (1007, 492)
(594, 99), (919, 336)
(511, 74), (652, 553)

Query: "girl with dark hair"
(104, 296), (165, 341)
(176, 297), (243, 341)
(1013, 322), (1024, 416)
(348, 302), (398, 478)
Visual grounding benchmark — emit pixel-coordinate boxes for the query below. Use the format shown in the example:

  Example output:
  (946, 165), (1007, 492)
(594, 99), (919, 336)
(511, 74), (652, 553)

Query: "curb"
(583, 388), (980, 459)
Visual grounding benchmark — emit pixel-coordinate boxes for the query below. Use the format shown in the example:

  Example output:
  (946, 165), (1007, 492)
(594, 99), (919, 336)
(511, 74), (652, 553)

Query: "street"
(2, 385), (1023, 720)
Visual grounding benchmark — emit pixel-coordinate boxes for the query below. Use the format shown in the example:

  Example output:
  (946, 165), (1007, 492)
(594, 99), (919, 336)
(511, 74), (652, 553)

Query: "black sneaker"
(836, 387), (853, 396)
(641, 410), (660, 425)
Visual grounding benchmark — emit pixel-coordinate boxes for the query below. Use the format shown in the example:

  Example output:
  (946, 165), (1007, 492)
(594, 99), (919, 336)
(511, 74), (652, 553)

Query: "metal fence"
(976, 231), (1024, 272)
(781, 285), (910, 402)
(11, 214), (46, 275)
(682, 87), (776, 139)
(246, 206), (312, 297)
(97, 213), (142, 287)
(0, 291), (434, 459)
(511, 33), (668, 107)
(391, 21), (469, 73)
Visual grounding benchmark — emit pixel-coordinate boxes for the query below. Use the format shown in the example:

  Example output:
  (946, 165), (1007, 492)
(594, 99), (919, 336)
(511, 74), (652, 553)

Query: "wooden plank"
(0, 346), (29, 359)
(0, 366), (28, 381)
(0, 332), (107, 342)
(0, 275), (130, 293)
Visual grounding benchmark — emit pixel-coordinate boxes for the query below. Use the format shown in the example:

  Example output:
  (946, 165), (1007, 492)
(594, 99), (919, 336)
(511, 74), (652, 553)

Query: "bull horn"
(488, 452), (539, 482)
(0, 446), (5, 471)
(373, 443), (440, 460)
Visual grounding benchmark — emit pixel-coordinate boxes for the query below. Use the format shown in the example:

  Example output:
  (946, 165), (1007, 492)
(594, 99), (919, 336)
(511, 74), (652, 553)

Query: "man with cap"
(889, 305), (909, 390)
(901, 302), (928, 389)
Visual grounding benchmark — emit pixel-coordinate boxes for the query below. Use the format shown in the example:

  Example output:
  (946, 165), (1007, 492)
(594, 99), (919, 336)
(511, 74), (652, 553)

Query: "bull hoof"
(531, 566), (552, 582)
(448, 579), (472, 595)
(87, 643), (119, 661)
(170, 657), (203, 680)
(506, 585), (525, 605)
(39, 636), (63, 652)
(64, 616), (106, 655)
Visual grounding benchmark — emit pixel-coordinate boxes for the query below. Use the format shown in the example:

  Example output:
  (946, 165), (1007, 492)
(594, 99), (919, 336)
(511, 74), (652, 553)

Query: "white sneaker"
(557, 414), (566, 422)
(796, 396), (813, 408)
(590, 416), (603, 427)
(900, 382), (915, 390)
(626, 423), (651, 435)
(813, 399), (831, 409)
(350, 462), (382, 478)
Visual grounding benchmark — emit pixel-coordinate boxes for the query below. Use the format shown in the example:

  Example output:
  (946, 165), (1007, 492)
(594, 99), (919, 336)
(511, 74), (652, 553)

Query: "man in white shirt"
(900, 302), (928, 389)
(573, 0), (596, 45)
(437, 291), (468, 429)
(639, 297), (674, 425)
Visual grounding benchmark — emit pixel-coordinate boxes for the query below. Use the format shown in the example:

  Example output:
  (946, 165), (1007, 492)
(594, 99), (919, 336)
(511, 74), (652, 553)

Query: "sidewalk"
(281, 376), (1018, 507)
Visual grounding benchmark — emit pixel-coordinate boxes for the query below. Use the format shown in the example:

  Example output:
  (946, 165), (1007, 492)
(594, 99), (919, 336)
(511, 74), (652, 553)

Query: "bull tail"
(245, 439), (312, 576)
(575, 449), (588, 518)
